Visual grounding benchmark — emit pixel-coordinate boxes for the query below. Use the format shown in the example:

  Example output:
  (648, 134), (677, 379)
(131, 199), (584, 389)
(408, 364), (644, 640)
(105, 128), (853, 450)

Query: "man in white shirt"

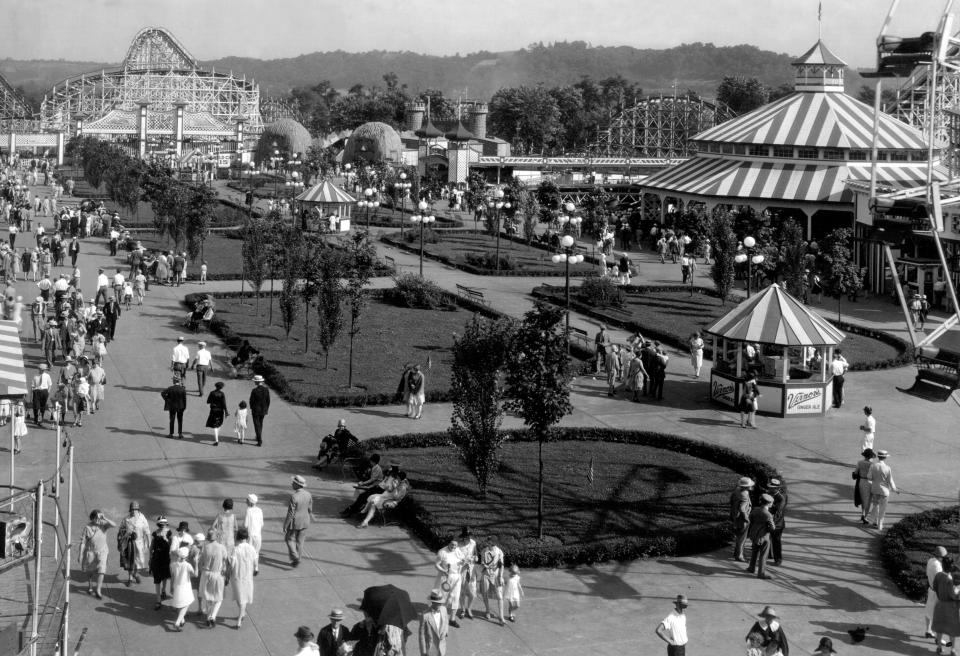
(36, 275), (52, 302)
(94, 268), (110, 306)
(112, 269), (125, 299)
(859, 406), (876, 451)
(830, 350), (849, 408)
(171, 336), (190, 378)
(31, 363), (53, 427)
(243, 493), (263, 575)
(867, 450), (899, 531)
(655, 594), (689, 655)
(192, 341), (214, 396)
(925, 546), (948, 638)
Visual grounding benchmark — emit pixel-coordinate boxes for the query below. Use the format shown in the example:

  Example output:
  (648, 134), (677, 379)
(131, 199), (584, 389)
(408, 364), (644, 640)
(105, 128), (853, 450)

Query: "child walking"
(504, 564), (524, 622)
(199, 261), (208, 285)
(12, 400), (26, 454)
(235, 400), (248, 445)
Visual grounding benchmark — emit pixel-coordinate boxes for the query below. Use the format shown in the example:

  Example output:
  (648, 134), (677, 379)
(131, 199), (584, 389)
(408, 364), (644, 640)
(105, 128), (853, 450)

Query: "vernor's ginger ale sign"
(785, 387), (823, 414)
(711, 378), (736, 406)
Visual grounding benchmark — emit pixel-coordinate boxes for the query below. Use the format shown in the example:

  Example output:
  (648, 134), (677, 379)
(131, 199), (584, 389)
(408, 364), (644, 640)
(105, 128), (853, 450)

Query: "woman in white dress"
(170, 546), (195, 630)
(434, 539), (464, 627)
(229, 528), (257, 628)
(242, 494), (263, 574)
(198, 530), (228, 627)
(688, 331), (705, 378)
(457, 527), (478, 620)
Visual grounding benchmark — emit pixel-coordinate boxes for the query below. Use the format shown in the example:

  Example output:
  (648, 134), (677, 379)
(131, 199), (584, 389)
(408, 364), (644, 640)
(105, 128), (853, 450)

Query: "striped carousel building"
(641, 40), (947, 247)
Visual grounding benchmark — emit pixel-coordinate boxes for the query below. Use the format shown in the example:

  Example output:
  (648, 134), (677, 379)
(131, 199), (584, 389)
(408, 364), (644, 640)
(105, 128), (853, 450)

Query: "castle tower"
(468, 102), (488, 139)
(406, 101), (426, 132)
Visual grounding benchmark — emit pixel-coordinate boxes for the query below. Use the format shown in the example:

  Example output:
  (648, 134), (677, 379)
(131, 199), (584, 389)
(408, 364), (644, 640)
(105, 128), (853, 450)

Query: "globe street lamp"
(397, 172), (411, 237)
(552, 234), (585, 352)
(487, 188), (509, 272)
(734, 235), (765, 297)
(356, 187), (379, 231)
(411, 200), (436, 276)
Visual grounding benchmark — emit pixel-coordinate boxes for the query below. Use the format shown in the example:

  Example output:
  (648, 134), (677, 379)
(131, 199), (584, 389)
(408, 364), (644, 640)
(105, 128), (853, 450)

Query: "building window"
(798, 148), (819, 159)
(875, 151), (888, 161)
(708, 143), (720, 153)
(722, 144), (734, 154)
(889, 150), (909, 161)
(848, 150), (868, 161)
(773, 146), (794, 158)
(749, 145), (768, 157)
(911, 150), (929, 161)
(822, 149), (844, 160)
(733, 145), (746, 155)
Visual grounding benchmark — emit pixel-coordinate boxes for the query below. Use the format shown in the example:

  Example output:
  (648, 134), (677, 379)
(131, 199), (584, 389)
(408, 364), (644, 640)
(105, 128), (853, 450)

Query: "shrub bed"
(358, 427), (781, 568)
(881, 505), (960, 601)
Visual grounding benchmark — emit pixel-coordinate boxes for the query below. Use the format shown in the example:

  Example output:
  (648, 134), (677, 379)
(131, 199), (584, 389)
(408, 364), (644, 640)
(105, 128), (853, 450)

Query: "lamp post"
(397, 171), (410, 236)
(411, 200), (435, 276)
(551, 234), (584, 353)
(356, 187), (379, 231)
(734, 235), (765, 297)
(487, 188), (506, 272)
(270, 142), (283, 200)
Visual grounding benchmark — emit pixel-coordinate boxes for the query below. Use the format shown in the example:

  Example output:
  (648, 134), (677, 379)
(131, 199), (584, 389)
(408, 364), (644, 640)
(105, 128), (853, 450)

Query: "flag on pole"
(587, 456), (595, 484)
(427, 355), (433, 370)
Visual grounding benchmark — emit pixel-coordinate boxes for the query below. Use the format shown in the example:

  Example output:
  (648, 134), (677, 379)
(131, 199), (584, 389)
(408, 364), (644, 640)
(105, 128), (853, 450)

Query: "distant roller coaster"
(589, 94), (736, 158)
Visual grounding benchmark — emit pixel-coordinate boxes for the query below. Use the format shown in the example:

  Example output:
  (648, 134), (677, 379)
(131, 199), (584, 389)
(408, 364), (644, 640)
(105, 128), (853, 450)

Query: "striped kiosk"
(0, 320), (29, 495)
(705, 284), (845, 417)
(295, 180), (357, 232)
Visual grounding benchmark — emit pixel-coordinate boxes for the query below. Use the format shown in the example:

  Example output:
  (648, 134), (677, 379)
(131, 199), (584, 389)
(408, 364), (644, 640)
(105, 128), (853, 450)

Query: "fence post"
(60, 444), (73, 656)
(30, 479), (44, 656)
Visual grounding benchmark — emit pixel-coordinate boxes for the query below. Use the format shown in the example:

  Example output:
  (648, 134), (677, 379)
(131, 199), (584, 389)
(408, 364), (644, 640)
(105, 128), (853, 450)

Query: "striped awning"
(706, 284), (845, 346)
(295, 180), (356, 204)
(694, 92), (928, 150)
(642, 156), (950, 204)
(0, 321), (27, 397)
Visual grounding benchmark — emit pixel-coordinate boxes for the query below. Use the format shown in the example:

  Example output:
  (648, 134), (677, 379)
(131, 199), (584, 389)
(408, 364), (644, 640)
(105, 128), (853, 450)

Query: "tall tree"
(504, 303), (574, 539)
(818, 228), (863, 321)
(771, 218), (808, 298)
(241, 217), (271, 313)
(276, 224), (304, 339)
(448, 316), (516, 497)
(579, 185), (610, 240)
(313, 246), (346, 367)
(708, 210), (738, 304)
(343, 231), (376, 388)
(716, 76), (769, 115)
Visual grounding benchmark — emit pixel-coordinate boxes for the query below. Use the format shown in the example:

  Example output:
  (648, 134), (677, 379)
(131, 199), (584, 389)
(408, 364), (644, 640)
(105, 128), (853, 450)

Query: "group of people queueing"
(595, 325), (672, 402)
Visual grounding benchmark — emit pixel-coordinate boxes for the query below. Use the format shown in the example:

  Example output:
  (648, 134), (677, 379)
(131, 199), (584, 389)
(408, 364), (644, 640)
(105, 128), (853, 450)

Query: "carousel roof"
(705, 284), (845, 346)
(295, 180), (356, 204)
(693, 91), (928, 150)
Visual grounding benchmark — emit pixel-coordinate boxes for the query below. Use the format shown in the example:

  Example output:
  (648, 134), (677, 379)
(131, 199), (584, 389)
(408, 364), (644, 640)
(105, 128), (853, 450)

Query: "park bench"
(456, 283), (489, 306)
(384, 255), (396, 270)
(568, 326), (592, 350)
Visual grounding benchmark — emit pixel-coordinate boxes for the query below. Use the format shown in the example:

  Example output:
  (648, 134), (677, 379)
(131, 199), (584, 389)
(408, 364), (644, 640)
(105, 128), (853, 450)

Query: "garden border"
(358, 427), (782, 568)
(880, 504), (959, 601)
(532, 285), (913, 372)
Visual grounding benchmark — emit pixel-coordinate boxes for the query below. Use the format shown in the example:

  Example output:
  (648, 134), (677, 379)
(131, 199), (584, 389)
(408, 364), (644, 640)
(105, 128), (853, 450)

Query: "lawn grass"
(393, 440), (732, 549)
(130, 232), (242, 279)
(389, 231), (566, 274)
(539, 286), (902, 367)
(212, 295), (470, 401)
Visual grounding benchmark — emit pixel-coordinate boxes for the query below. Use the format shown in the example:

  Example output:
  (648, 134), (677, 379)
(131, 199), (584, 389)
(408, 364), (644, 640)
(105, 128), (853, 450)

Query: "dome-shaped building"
(342, 121), (403, 165)
(259, 117), (313, 156)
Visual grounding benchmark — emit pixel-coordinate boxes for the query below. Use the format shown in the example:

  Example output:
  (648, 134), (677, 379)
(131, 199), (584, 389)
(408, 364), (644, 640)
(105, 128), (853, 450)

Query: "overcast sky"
(2, 0), (949, 67)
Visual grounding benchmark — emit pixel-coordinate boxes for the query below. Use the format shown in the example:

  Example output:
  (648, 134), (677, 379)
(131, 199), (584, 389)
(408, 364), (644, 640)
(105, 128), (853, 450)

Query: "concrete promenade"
(2, 185), (959, 656)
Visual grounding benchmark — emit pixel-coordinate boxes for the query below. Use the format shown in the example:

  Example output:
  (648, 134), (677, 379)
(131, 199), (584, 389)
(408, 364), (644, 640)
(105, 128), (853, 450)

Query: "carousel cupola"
(792, 40), (847, 93)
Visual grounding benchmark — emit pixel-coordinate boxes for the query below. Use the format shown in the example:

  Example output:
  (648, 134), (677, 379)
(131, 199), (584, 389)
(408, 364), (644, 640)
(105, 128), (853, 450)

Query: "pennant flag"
(587, 456), (595, 485)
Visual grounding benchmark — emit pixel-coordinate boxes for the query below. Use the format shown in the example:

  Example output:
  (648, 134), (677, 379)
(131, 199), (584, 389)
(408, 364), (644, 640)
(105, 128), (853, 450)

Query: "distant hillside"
(1, 41), (865, 108)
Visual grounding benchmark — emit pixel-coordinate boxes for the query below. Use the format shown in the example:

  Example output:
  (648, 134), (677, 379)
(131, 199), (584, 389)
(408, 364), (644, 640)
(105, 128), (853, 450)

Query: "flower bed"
(881, 505), (960, 601)
(358, 427), (781, 568)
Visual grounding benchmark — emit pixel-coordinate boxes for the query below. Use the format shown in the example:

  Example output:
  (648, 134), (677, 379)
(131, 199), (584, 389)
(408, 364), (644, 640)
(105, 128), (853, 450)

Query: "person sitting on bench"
(313, 419), (357, 470)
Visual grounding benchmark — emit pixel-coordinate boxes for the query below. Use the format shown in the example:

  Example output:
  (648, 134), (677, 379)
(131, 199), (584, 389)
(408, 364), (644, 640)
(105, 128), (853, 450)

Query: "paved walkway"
(3, 179), (959, 656)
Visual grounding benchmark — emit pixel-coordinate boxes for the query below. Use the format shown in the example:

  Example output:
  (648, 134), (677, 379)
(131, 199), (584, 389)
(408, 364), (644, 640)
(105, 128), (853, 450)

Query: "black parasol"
(359, 584), (417, 629)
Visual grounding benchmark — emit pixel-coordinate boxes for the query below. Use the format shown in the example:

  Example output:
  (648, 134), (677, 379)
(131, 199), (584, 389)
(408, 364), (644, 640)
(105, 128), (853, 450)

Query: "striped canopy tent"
(706, 283), (844, 346)
(0, 321), (28, 397)
(295, 180), (356, 230)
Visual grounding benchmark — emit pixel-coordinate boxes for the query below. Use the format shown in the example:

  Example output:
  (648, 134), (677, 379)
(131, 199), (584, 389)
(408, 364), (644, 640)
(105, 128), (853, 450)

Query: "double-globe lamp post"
(556, 201), (582, 237)
(411, 200), (435, 276)
(487, 188), (511, 272)
(397, 172), (411, 237)
(552, 234), (584, 352)
(734, 235), (765, 297)
(356, 188), (380, 231)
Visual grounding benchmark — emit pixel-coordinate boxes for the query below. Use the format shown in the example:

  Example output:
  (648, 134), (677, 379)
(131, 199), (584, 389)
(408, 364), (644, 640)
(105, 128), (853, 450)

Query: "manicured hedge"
(360, 427), (781, 568)
(881, 505), (960, 601)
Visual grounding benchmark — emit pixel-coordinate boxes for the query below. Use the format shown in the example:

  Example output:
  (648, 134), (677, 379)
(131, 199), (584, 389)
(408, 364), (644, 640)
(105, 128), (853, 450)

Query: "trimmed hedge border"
(360, 427), (782, 568)
(185, 291), (594, 407)
(381, 235), (590, 278)
(533, 285), (913, 372)
(881, 505), (959, 601)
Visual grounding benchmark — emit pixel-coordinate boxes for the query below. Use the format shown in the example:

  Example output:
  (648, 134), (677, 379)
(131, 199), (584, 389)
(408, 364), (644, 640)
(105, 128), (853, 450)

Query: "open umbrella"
(360, 584), (417, 629)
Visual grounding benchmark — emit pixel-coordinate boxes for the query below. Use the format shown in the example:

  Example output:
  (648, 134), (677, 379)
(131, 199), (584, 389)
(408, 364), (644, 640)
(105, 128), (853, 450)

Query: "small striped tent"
(705, 284), (844, 346)
(0, 321), (27, 397)
(295, 180), (357, 206)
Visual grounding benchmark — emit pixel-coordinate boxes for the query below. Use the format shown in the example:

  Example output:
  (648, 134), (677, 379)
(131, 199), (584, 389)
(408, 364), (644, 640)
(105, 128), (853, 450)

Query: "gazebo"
(705, 284), (845, 417)
(295, 180), (356, 232)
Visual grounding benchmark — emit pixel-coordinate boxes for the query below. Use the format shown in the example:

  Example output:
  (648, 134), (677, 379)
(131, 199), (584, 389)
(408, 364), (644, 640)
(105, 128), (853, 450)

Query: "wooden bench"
(568, 326), (592, 350)
(384, 255), (396, 270)
(455, 283), (489, 306)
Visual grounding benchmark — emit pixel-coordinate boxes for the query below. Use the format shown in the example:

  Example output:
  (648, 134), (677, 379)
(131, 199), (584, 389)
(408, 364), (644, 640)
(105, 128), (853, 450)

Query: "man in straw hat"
(293, 625), (318, 656)
(767, 479), (788, 566)
(31, 362), (52, 427)
(419, 589), (449, 656)
(746, 493), (776, 579)
(866, 449), (899, 531)
(243, 493), (263, 575)
(654, 594), (689, 655)
(730, 477), (754, 562)
(925, 546), (949, 638)
(745, 606), (788, 656)
(249, 374), (270, 447)
(160, 373), (187, 439)
(317, 608), (347, 656)
(283, 475), (312, 567)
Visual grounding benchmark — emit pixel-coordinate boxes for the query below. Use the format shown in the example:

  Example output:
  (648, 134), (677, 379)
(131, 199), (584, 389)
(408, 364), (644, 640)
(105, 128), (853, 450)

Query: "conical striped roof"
(295, 180), (356, 204)
(694, 91), (928, 150)
(705, 284), (845, 346)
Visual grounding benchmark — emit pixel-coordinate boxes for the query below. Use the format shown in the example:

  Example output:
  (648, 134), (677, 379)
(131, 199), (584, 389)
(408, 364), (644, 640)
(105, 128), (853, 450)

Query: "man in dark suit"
(249, 375), (270, 447)
(768, 478), (787, 566)
(283, 475), (312, 566)
(317, 608), (347, 656)
(746, 493), (775, 580)
(161, 374), (187, 439)
(349, 615), (378, 656)
(102, 295), (121, 341)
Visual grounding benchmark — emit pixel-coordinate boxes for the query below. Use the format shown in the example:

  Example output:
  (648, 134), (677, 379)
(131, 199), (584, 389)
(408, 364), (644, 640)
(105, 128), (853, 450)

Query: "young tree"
(772, 219), (808, 299)
(343, 231), (376, 388)
(277, 225), (304, 339)
(818, 228), (863, 321)
(448, 316), (517, 497)
(241, 217), (271, 313)
(504, 303), (574, 539)
(708, 210), (738, 304)
(580, 185), (610, 241)
(507, 178), (540, 245)
(185, 184), (217, 262)
(314, 246), (346, 368)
